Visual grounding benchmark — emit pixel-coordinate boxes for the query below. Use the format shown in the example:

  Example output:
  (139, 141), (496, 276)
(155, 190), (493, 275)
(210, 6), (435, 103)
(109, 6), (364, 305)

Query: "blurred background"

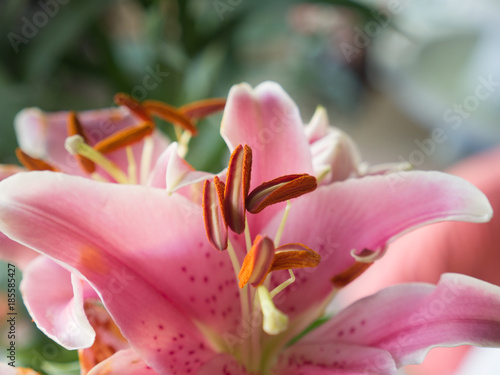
(1, 0), (500, 373)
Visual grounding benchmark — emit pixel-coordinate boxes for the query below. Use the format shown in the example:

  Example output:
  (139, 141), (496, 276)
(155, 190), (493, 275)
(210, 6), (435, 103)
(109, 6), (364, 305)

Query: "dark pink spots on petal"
(158, 324), (164, 330)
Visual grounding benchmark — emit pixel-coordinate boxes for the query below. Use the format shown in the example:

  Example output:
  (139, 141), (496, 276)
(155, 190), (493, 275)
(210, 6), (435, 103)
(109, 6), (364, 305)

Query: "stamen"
(177, 130), (192, 159)
(140, 135), (154, 185)
(331, 261), (373, 288)
(202, 178), (228, 251)
(238, 235), (274, 288)
(179, 98), (226, 119)
(65, 135), (129, 184)
(94, 122), (155, 154)
(114, 93), (152, 123)
(246, 174), (317, 214)
(270, 243), (321, 272)
(274, 200), (291, 247)
(126, 146), (137, 184)
(224, 145), (252, 234)
(270, 269), (295, 299)
(142, 100), (198, 135)
(15, 148), (59, 172)
(257, 285), (289, 335)
(67, 111), (96, 174)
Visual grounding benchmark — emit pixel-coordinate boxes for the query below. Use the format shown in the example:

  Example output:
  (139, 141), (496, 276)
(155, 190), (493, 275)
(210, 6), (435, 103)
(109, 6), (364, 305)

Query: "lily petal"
(302, 273), (500, 368)
(14, 107), (169, 181)
(221, 82), (313, 190)
(0, 363), (40, 375)
(87, 348), (158, 375)
(196, 353), (250, 375)
(0, 172), (242, 373)
(20, 256), (95, 349)
(265, 171), (492, 329)
(274, 343), (397, 375)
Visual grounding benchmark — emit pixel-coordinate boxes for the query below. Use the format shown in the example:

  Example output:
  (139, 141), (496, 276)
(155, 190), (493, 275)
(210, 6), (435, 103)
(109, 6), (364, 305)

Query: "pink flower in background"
(344, 146), (500, 375)
(2, 82), (500, 375)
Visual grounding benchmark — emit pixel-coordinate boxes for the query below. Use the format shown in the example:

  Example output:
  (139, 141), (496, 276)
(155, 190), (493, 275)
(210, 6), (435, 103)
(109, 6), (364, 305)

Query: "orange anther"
(246, 174), (317, 214)
(270, 243), (321, 272)
(142, 100), (198, 135)
(331, 260), (373, 288)
(238, 235), (275, 288)
(67, 111), (96, 174)
(179, 98), (226, 119)
(15, 148), (59, 172)
(202, 178), (228, 251)
(114, 93), (152, 123)
(94, 122), (155, 154)
(224, 145), (252, 234)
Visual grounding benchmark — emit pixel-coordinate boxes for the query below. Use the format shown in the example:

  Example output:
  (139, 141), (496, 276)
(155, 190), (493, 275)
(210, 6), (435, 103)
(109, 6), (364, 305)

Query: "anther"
(202, 177), (228, 251)
(246, 174), (317, 214)
(331, 261), (373, 288)
(224, 145), (252, 234)
(15, 148), (59, 172)
(238, 235), (275, 288)
(270, 243), (321, 272)
(94, 122), (155, 154)
(67, 111), (96, 174)
(179, 98), (226, 119)
(114, 93), (152, 123)
(142, 100), (198, 135)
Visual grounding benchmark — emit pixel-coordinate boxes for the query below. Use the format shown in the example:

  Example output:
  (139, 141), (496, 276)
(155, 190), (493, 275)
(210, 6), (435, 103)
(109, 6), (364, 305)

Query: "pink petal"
(87, 348), (158, 375)
(148, 143), (212, 194)
(196, 353), (250, 375)
(0, 172), (242, 373)
(302, 273), (500, 368)
(221, 82), (313, 190)
(20, 256), (95, 349)
(0, 232), (38, 270)
(274, 343), (397, 375)
(14, 107), (169, 181)
(264, 171), (492, 330)
(0, 165), (38, 269)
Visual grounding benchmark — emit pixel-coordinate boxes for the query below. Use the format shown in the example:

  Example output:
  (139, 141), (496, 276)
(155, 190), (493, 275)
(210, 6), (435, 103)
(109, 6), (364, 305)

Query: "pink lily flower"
(1, 82), (500, 375)
(344, 146), (500, 375)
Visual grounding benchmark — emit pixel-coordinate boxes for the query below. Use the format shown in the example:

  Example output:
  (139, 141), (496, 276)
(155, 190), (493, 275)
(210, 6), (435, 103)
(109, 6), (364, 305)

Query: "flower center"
(201, 144), (321, 372)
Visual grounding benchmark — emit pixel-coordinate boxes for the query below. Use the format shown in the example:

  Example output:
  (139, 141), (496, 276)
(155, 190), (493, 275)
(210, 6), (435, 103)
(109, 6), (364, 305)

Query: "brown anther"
(224, 145), (252, 234)
(270, 243), (321, 272)
(94, 122), (155, 154)
(114, 93), (152, 123)
(202, 178), (228, 251)
(142, 99), (198, 135)
(238, 235), (275, 288)
(15, 148), (59, 172)
(331, 260), (373, 288)
(179, 98), (226, 119)
(67, 111), (96, 173)
(246, 174), (317, 214)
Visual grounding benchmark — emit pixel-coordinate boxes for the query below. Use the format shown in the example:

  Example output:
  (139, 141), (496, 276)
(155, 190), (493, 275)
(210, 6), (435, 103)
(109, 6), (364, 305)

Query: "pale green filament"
(140, 135), (154, 185)
(65, 135), (129, 184)
(178, 130), (192, 159)
(274, 201), (291, 247)
(126, 146), (137, 184)
(244, 216), (252, 252)
(270, 269), (295, 299)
